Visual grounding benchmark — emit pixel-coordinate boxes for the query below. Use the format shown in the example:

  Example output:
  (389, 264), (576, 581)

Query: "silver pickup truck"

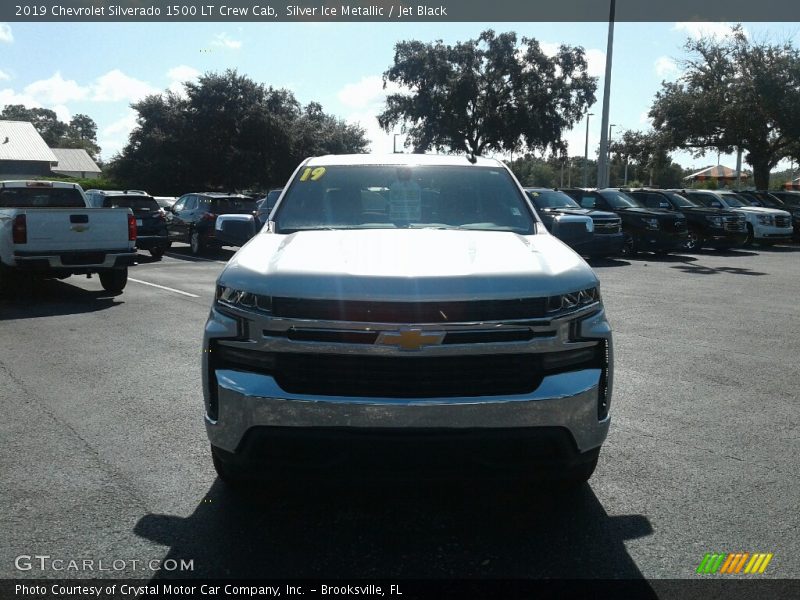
(202, 154), (613, 488)
(0, 180), (137, 294)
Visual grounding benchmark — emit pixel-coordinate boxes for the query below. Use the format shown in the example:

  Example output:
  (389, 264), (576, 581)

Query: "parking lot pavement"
(1, 243), (798, 581)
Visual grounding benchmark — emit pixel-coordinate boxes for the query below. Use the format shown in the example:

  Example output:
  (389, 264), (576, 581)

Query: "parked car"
(0, 180), (136, 294)
(166, 192), (256, 256)
(203, 154), (613, 488)
(560, 188), (689, 255)
(97, 192), (169, 259)
(214, 188), (285, 249)
(625, 188), (747, 250)
(735, 190), (800, 240)
(675, 189), (792, 246)
(524, 188), (624, 257)
(84, 188), (149, 208)
(154, 196), (177, 211)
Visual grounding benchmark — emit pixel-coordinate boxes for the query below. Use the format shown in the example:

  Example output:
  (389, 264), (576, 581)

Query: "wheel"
(685, 230), (704, 251)
(619, 235), (637, 256)
(149, 246), (165, 259)
(554, 456), (598, 489)
(211, 445), (252, 488)
(99, 268), (128, 294)
(743, 224), (754, 247)
(189, 230), (205, 256)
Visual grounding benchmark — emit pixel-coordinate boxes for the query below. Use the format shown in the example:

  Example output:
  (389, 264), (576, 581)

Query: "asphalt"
(1, 241), (798, 585)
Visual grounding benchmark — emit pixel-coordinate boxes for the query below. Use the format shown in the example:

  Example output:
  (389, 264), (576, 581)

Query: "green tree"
(378, 30), (597, 156)
(609, 129), (673, 186)
(1, 104), (68, 146)
(1, 105), (101, 158)
(650, 26), (800, 189)
(109, 70), (368, 194)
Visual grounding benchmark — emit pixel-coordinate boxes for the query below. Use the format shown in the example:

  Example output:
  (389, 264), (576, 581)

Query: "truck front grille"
(593, 219), (622, 234)
(724, 216), (746, 231)
(271, 297), (548, 323)
(774, 215), (790, 228)
(555, 221), (591, 242)
(214, 343), (602, 398)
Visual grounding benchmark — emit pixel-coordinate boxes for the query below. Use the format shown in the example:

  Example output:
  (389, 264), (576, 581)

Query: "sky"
(1, 20), (798, 173)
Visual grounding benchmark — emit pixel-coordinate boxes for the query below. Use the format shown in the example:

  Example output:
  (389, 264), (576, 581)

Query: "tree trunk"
(751, 161), (770, 190)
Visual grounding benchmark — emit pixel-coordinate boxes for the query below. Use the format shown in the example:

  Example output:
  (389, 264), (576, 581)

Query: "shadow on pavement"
(586, 257), (631, 268)
(622, 253), (698, 263)
(669, 263), (766, 276)
(750, 243), (800, 253)
(135, 476), (655, 582)
(0, 278), (123, 320)
(165, 245), (236, 263)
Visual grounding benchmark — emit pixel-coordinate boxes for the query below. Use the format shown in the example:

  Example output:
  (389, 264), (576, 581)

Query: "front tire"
(149, 246), (165, 259)
(685, 230), (704, 251)
(211, 445), (252, 488)
(190, 230), (205, 256)
(619, 235), (637, 256)
(99, 268), (128, 294)
(743, 224), (754, 247)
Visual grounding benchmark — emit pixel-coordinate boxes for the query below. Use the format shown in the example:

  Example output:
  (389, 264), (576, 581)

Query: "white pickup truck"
(0, 180), (137, 294)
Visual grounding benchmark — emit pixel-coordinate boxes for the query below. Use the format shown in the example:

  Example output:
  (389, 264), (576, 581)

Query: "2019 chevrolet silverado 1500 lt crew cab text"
(202, 155), (614, 488)
(0, 180), (137, 294)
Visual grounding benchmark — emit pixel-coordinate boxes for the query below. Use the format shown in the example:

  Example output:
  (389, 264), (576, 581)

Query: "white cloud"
(337, 75), (404, 111)
(52, 104), (71, 123)
(211, 32), (242, 50)
(0, 23), (13, 44)
(0, 69), (9, 81)
(166, 65), (201, 95)
(655, 56), (679, 78)
(673, 22), (747, 40)
(0, 88), (40, 109)
(91, 69), (156, 102)
(585, 49), (607, 78)
(99, 110), (139, 159)
(23, 72), (88, 104)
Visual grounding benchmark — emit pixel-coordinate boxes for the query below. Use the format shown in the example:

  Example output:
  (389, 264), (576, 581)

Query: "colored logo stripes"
(696, 553), (773, 574)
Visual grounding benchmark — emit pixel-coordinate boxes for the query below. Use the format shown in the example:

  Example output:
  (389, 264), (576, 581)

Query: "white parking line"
(129, 278), (200, 298)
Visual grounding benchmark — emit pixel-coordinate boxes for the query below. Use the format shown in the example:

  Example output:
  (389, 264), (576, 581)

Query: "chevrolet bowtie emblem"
(375, 328), (446, 351)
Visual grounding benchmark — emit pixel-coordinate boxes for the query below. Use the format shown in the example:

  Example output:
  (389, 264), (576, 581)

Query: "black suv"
(626, 188), (747, 250)
(524, 188), (624, 257)
(166, 192), (257, 255)
(98, 192), (169, 258)
(560, 188), (689, 255)
(736, 190), (800, 240)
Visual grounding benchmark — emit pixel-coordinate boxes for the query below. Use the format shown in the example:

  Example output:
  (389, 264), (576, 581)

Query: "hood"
(680, 206), (739, 217)
(544, 207), (618, 220)
(614, 207), (677, 218)
(730, 206), (790, 217)
(220, 229), (598, 302)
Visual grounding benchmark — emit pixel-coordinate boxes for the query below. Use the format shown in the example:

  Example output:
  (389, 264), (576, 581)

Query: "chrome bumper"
(206, 367), (609, 454)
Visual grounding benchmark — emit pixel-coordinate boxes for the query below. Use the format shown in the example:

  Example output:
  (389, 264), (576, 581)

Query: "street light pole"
(583, 113), (594, 187)
(596, 0), (616, 189)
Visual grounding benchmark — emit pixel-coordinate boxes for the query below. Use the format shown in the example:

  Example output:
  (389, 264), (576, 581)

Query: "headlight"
(216, 285), (272, 312)
(641, 217), (660, 230)
(706, 216), (724, 228)
(547, 287), (601, 313)
(757, 214), (774, 225)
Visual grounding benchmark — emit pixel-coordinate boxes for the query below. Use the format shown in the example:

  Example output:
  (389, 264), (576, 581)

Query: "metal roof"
(305, 153), (505, 168)
(0, 120), (58, 163)
(51, 148), (102, 175)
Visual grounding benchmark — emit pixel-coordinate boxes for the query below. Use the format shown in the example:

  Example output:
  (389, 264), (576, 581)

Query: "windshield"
(0, 186), (85, 208)
(204, 197), (256, 212)
(259, 189), (282, 212)
(599, 190), (641, 208)
(665, 192), (698, 207)
(719, 194), (747, 208)
(525, 189), (580, 209)
(103, 196), (160, 211)
(275, 165), (535, 234)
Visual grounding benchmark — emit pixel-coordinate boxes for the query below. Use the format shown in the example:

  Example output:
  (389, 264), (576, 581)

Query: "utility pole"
(735, 147), (742, 189)
(583, 113), (594, 187)
(596, 0), (615, 189)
